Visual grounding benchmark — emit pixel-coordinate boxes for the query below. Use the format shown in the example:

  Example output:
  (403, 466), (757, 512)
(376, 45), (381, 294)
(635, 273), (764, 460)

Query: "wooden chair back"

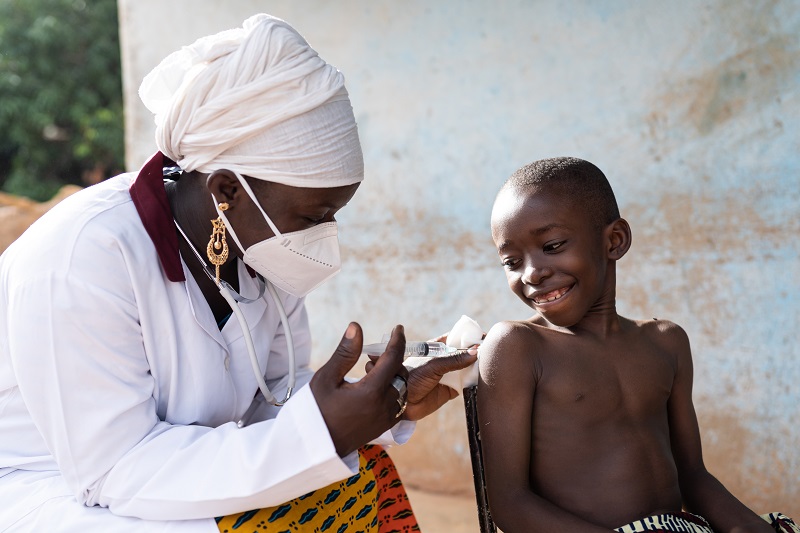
(463, 384), (497, 533)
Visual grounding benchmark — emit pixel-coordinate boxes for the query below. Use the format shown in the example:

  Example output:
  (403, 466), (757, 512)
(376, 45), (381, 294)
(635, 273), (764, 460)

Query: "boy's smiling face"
(491, 185), (621, 328)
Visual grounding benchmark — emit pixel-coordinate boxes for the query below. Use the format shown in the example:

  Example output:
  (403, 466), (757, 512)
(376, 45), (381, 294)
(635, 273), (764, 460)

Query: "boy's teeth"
(537, 287), (567, 303)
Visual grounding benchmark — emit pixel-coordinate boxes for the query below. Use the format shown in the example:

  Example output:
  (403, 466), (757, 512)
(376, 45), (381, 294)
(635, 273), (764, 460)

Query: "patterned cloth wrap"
(216, 446), (419, 533)
(615, 511), (799, 533)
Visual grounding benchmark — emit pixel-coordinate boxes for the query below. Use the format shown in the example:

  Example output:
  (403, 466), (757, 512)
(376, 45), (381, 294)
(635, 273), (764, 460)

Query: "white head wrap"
(138, 14), (363, 187)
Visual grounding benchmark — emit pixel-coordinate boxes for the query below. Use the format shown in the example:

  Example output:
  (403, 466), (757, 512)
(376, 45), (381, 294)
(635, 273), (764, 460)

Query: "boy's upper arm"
(478, 321), (540, 499)
(662, 322), (706, 476)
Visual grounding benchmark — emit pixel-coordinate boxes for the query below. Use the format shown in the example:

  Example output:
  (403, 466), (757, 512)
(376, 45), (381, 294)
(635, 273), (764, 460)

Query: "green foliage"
(0, 0), (123, 201)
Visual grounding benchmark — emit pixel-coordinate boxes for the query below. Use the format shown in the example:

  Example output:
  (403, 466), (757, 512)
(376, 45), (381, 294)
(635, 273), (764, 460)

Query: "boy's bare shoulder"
(482, 318), (549, 356)
(479, 319), (548, 387)
(631, 317), (692, 361)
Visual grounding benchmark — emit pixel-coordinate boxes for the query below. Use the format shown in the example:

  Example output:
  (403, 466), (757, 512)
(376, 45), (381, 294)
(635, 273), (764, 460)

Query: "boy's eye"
(543, 240), (566, 253)
(502, 258), (520, 269)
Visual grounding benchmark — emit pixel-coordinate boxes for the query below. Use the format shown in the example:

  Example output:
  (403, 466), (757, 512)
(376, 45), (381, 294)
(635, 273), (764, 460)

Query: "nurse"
(0, 14), (476, 532)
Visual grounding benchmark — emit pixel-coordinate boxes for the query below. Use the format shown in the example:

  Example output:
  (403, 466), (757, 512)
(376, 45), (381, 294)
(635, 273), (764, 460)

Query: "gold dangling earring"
(206, 202), (230, 284)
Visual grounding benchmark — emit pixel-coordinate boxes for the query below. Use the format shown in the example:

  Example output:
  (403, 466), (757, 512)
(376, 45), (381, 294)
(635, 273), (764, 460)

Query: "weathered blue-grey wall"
(120, 0), (799, 516)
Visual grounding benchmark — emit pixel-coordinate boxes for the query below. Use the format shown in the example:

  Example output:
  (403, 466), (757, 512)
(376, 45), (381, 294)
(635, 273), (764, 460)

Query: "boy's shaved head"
(501, 157), (620, 228)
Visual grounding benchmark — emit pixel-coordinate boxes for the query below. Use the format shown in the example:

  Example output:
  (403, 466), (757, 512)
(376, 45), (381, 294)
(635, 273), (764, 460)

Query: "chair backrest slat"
(463, 385), (497, 533)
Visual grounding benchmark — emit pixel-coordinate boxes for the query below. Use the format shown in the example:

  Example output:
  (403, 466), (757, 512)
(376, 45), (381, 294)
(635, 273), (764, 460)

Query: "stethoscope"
(173, 219), (296, 425)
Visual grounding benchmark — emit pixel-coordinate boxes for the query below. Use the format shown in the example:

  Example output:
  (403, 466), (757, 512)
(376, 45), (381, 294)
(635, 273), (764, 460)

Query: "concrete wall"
(119, 0), (799, 516)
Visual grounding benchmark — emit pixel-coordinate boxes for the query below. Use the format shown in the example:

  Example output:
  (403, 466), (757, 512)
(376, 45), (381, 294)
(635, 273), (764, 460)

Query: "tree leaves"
(0, 0), (123, 200)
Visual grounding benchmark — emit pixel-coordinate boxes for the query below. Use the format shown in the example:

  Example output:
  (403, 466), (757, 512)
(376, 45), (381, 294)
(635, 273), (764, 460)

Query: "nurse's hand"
(311, 322), (409, 458)
(404, 347), (477, 420)
(366, 346), (478, 421)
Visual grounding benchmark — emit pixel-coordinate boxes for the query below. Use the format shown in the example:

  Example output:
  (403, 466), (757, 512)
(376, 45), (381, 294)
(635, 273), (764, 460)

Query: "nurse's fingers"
(318, 322), (364, 383)
(412, 347), (478, 380)
(363, 325), (407, 385)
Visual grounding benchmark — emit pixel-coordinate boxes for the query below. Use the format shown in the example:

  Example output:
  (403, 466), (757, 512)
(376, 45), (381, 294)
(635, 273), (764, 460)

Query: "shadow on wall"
(0, 186), (82, 253)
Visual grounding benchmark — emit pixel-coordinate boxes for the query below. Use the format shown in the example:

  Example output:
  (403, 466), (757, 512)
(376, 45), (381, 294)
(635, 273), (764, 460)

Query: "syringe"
(362, 341), (459, 358)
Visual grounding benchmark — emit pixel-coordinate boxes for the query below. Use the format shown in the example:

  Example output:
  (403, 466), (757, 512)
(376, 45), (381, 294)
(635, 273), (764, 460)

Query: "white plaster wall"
(119, 0), (799, 515)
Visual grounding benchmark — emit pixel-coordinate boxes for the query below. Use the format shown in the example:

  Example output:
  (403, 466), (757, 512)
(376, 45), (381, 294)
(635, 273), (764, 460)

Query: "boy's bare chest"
(534, 338), (675, 421)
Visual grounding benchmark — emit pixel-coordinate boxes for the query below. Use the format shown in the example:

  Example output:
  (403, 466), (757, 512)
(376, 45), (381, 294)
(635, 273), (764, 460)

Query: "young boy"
(478, 157), (797, 533)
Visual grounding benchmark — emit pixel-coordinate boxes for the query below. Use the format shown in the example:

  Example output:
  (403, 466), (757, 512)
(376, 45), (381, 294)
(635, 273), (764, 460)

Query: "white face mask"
(215, 172), (342, 298)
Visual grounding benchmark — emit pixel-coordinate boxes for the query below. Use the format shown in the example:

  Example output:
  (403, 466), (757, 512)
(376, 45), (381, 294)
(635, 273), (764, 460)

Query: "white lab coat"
(0, 172), (412, 532)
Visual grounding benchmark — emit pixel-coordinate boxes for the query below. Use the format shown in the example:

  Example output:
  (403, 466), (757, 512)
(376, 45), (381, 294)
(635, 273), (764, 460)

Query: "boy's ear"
(606, 218), (632, 261)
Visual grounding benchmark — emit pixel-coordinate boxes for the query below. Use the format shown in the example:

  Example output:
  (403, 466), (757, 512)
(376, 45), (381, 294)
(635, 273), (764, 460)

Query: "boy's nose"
(522, 263), (551, 285)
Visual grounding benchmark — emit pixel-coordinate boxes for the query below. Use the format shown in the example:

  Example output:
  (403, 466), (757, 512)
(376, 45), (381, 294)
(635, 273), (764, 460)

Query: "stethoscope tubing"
(220, 279), (296, 408)
(173, 217), (297, 423)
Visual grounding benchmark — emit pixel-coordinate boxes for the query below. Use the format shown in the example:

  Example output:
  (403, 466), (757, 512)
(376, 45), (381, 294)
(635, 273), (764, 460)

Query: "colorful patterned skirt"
(216, 445), (419, 533)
